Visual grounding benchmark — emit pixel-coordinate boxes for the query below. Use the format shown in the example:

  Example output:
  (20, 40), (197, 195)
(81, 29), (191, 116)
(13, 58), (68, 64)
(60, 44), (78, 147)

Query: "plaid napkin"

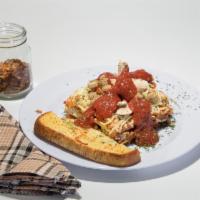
(0, 105), (81, 196)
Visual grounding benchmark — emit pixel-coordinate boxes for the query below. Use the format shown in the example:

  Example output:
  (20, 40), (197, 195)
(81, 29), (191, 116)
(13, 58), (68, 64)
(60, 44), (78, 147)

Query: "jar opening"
(0, 22), (27, 48)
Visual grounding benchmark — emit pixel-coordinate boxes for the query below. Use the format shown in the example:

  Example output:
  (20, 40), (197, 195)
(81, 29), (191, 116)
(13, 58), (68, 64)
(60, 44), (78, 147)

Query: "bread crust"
(34, 112), (141, 167)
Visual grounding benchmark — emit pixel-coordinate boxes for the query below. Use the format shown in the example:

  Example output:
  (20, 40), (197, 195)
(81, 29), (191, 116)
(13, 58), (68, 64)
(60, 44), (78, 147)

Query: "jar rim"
(0, 22), (27, 47)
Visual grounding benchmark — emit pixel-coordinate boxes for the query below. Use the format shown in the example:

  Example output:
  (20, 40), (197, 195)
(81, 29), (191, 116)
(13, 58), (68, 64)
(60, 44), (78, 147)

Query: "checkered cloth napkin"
(0, 105), (81, 196)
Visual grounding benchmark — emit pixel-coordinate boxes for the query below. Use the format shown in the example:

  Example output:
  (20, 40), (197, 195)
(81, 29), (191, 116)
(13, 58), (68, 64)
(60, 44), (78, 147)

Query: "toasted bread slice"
(34, 112), (141, 167)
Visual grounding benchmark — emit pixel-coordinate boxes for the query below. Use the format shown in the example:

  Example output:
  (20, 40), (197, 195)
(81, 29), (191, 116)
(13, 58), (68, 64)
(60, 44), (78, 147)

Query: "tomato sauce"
(128, 97), (159, 146)
(128, 97), (151, 128)
(75, 107), (95, 128)
(93, 93), (120, 121)
(113, 68), (137, 101)
(134, 128), (159, 146)
(75, 93), (120, 127)
(129, 69), (153, 83)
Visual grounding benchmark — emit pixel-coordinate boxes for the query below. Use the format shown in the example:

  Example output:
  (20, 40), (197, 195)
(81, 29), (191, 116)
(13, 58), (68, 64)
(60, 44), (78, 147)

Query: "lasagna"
(64, 61), (173, 146)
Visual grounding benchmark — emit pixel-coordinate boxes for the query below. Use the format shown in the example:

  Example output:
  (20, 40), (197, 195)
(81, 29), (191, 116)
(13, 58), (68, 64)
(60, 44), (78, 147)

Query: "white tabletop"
(0, 0), (200, 199)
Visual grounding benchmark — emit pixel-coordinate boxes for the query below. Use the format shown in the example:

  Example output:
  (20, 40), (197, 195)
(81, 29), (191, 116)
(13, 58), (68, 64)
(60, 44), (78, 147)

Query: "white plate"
(19, 66), (200, 171)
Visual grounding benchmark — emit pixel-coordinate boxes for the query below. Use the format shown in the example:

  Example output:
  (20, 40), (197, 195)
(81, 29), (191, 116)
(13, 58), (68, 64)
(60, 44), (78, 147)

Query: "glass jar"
(0, 22), (32, 99)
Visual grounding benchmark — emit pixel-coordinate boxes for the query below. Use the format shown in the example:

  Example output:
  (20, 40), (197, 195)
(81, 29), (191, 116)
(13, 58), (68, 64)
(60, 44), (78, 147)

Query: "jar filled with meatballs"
(0, 22), (32, 99)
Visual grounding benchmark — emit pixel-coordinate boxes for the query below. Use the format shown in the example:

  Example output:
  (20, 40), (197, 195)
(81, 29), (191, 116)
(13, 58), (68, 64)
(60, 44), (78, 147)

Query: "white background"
(0, 0), (200, 199)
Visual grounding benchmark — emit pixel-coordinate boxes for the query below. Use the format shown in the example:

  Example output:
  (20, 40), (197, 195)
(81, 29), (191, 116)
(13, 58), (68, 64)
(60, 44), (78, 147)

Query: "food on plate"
(34, 61), (173, 167)
(34, 112), (141, 167)
(64, 61), (173, 146)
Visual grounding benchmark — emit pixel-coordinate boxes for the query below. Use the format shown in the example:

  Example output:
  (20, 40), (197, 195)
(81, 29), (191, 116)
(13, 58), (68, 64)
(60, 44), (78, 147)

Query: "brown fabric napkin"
(0, 105), (81, 196)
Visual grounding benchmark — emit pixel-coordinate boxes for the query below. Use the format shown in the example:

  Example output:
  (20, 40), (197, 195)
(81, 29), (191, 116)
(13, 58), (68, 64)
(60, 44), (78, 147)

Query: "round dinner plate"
(19, 66), (200, 171)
